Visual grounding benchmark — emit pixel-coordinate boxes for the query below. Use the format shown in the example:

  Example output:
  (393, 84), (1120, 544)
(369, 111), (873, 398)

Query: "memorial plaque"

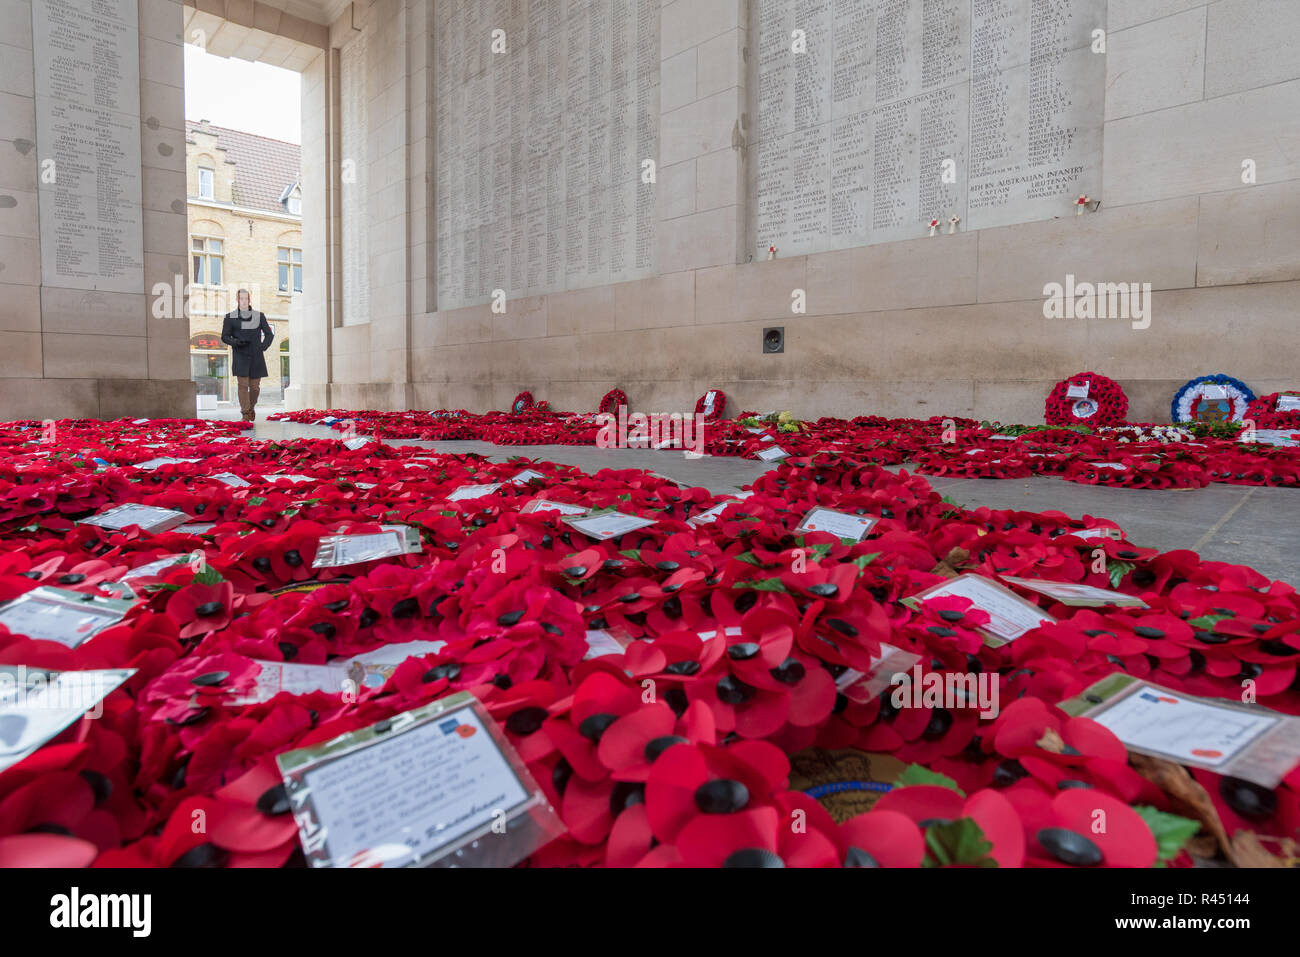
(340, 30), (370, 325)
(435, 0), (659, 310)
(32, 0), (145, 294)
(751, 0), (1105, 258)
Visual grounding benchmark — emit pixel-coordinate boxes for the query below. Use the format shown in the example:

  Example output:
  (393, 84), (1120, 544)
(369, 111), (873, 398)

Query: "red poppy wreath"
(511, 391), (535, 414)
(1245, 392), (1300, 430)
(599, 389), (628, 415)
(1045, 373), (1127, 427)
(695, 389), (726, 422)
(5, 416), (1300, 869)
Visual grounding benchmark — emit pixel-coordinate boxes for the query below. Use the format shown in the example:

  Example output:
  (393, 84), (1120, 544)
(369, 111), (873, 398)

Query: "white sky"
(184, 45), (302, 144)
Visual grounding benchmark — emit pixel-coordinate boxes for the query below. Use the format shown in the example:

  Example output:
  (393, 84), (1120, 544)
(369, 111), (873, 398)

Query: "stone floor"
(242, 418), (1300, 587)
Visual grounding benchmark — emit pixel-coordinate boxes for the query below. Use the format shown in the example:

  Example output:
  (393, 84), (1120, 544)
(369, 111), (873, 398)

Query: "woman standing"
(220, 289), (275, 422)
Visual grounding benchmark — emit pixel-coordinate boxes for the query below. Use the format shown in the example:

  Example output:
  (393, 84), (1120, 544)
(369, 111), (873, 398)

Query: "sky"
(184, 45), (302, 144)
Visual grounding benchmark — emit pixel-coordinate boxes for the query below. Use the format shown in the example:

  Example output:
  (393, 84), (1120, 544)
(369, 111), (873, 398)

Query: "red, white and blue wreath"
(1170, 375), (1254, 424)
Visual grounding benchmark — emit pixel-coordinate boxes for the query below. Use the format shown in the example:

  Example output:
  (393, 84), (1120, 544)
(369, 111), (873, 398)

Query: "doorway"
(182, 25), (313, 418)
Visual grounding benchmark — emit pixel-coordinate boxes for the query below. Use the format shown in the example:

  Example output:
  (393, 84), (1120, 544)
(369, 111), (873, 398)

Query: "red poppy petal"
(779, 825), (841, 868)
(1061, 716), (1128, 762)
(963, 789), (1025, 868)
(1051, 789), (1156, 868)
(597, 703), (676, 771)
(0, 833), (98, 868)
(645, 745), (707, 843)
(838, 810), (924, 867)
(605, 803), (654, 868)
(561, 776), (614, 845)
(787, 668), (836, 727)
(209, 803), (299, 853)
(874, 784), (966, 824)
(676, 806), (780, 867)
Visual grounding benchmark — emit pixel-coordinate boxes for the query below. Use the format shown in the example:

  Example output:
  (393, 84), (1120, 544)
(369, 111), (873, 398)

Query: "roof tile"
(187, 120), (301, 216)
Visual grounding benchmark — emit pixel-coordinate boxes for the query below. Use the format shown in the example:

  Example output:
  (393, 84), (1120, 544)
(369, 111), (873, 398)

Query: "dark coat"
(220, 310), (275, 379)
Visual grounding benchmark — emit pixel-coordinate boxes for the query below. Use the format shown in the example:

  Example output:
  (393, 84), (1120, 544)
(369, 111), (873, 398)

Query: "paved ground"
(237, 418), (1299, 586)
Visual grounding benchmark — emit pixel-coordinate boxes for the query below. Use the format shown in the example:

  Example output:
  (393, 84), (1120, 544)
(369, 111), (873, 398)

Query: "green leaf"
(192, 564), (225, 586)
(618, 549), (642, 561)
(1133, 806), (1201, 865)
(852, 552), (882, 571)
(1188, 613), (1231, 630)
(735, 551), (764, 566)
(735, 578), (789, 593)
(922, 818), (997, 868)
(895, 764), (965, 795)
(1107, 559), (1137, 589)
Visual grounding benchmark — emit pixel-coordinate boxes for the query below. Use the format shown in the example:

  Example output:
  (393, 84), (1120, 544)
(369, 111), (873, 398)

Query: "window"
(277, 247), (303, 293)
(287, 192), (301, 215)
(198, 167), (214, 200)
(192, 236), (223, 286)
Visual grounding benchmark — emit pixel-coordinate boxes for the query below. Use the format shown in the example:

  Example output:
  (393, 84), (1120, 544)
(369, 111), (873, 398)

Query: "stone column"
(291, 45), (332, 410)
(657, 0), (749, 275)
(0, 0), (193, 420)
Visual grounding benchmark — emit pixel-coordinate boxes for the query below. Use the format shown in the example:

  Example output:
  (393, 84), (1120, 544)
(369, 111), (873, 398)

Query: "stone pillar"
(292, 46), (332, 410)
(0, 0), (194, 420)
(657, 0), (749, 274)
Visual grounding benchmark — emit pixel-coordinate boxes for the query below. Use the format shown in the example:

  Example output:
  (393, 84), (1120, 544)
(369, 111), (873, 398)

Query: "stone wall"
(0, 0), (196, 419)
(3, 0), (1296, 423)
(308, 0), (1300, 424)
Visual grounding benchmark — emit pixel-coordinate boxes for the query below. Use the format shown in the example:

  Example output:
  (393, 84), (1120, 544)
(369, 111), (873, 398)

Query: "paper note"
(836, 644), (922, 705)
(283, 705), (531, 867)
(1001, 576), (1148, 608)
(132, 457), (201, 471)
(313, 530), (414, 568)
(689, 492), (754, 526)
(0, 591), (130, 648)
(507, 469), (546, 485)
(79, 504), (189, 533)
(446, 483), (503, 502)
(520, 499), (589, 516)
(231, 660), (356, 706)
(918, 575), (1054, 643)
(1070, 527), (1123, 541)
(1091, 687), (1277, 768)
(0, 668), (135, 773)
(796, 507), (877, 542)
(583, 629), (630, 660)
(348, 641), (448, 684)
(175, 523), (216, 535)
(211, 473), (252, 487)
(120, 553), (194, 580)
(563, 512), (658, 540)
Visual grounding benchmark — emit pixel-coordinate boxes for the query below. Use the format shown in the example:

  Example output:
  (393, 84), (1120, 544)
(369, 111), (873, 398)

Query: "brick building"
(186, 120), (301, 405)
